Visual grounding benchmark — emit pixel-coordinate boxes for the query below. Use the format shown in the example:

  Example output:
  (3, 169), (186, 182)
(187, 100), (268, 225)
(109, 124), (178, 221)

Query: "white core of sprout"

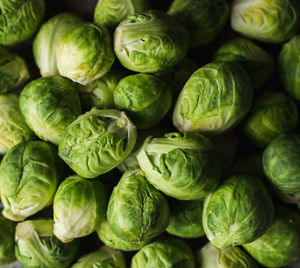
(197, 243), (223, 268)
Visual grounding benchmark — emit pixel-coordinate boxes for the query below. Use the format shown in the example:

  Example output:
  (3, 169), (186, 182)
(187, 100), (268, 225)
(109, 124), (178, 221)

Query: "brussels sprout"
(33, 13), (83, 77)
(107, 169), (169, 242)
(166, 199), (204, 239)
(19, 75), (81, 145)
(0, 141), (63, 221)
(137, 132), (221, 200)
(213, 38), (274, 90)
(71, 246), (126, 268)
(173, 62), (253, 135)
(58, 109), (137, 178)
(0, 94), (34, 155)
(57, 22), (115, 85)
(158, 58), (198, 98)
(0, 213), (16, 265)
(15, 219), (79, 268)
(131, 239), (195, 268)
(243, 207), (300, 267)
(263, 133), (300, 203)
(196, 242), (259, 268)
(278, 35), (300, 100)
(114, 74), (172, 129)
(53, 175), (107, 242)
(0, 46), (30, 94)
(231, 0), (300, 43)
(242, 91), (298, 148)
(203, 174), (274, 249)
(167, 0), (229, 47)
(114, 10), (190, 73)
(79, 66), (127, 111)
(97, 220), (150, 251)
(0, 0), (45, 46)
(94, 0), (150, 32)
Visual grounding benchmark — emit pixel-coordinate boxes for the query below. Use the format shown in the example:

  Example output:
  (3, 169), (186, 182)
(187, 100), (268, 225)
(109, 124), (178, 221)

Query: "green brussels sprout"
(114, 10), (190, 73)
(71, 246), (126, 268)
(15, 219), (79, 268)
(0, 94), (34, 155)
(57, 22), (115, 85)
(231, 0), (300, 43)
(243, 207), (300, 267)
(114, 74), (172, 129)
(53, 175), (107, 242)
(166, 199), (204, 239)
(167, 0), (229, 47)
(19, 75), (81, 145)
(107, 169), (169, 242)
(242, 91), (298, 148)
(131, 239), (195, 268)
(137, 132), (221, 200)
(94, 0), (150, 32)
(79, 66), (127, 111)
(33, 13), (83, 77)
(173, 62), (253, 135)
(0, 213), (16, 265)
(0, 0), (45, 46)
(158, 58), (198, 98)
(0, 46), (30, 94)
(0, 141), (63, 221)
(58, 109), (137, 178)
(196, 242), (259, 268)
(278, 35), (300, 100)
(203, 174), (274, 249)
(213, 38), (274, 90)
(97, 220), (150, 251)
(263, 133), (300, 203)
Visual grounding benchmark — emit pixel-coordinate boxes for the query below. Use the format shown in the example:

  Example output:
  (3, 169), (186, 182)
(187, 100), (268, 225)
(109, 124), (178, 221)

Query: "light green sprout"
(196, 242), (259, 268)
(213, 38), (274, 90)
(173, 61), (253, 135)
(263, 133), (300, 203)
(57, 22), (115, 85)
(203, 174), (274, 249)
(278, 35), (300, 100)
(71, 246), (126, 268)
(137, 132), (221, 200)
(231, 0), (300, 43)
(33, 13), (83, 77)
(0, 0), (45, 46)
(19, 75), (81, 145)
(53, 175), (107, 242)
(243, 91), (298, 148)
(131, 239), (195, 268)
(243, 207), (300, 267)
(167, 0), (229, 47)
(0, 94), (34, 155)
(107, 169), (169, 243)
(0, 141), (63, 221)
(94, 0), (150, 32)
(15, 219), (79, 268)
(114, 10), (190, 73)
(114, 74), (172, 129)
(58, 109), (137, 178)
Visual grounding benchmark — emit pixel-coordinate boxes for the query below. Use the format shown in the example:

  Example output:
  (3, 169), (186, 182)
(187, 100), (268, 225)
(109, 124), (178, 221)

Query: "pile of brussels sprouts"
(2, 0), (300, 267)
